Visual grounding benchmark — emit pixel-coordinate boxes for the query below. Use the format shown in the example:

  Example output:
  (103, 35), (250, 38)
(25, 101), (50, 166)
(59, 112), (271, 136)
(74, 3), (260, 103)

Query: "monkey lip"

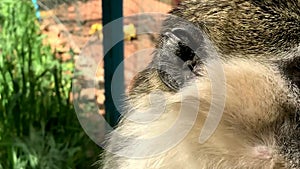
(253, 146), (273, 159)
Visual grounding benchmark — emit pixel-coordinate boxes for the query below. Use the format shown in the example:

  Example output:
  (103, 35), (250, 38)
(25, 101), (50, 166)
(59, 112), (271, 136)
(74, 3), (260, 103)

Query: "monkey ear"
(153, 20), (211, 91)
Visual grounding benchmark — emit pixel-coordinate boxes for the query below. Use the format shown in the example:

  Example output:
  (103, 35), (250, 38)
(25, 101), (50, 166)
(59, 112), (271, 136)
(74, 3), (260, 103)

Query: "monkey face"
(149, 15), (300, 168)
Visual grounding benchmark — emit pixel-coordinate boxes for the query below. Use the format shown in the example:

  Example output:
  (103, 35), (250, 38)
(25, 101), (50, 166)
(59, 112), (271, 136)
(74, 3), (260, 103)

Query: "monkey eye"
(170, 25), (204, 52)
(171, 28), (198, 50)
(157, 21), (213, 91)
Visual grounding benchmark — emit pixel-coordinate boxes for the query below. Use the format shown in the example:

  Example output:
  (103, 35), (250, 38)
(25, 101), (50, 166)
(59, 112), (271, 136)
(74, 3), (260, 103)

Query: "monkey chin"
(103, 59), (298, 169)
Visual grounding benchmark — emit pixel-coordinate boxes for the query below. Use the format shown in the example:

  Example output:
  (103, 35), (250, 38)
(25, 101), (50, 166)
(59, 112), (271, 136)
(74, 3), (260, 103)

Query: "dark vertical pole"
(102, 0), (124, 127)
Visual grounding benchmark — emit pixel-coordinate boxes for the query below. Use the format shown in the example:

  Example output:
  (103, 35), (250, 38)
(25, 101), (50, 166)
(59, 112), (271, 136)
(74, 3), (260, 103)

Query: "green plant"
(1, 128), (80, 169)
(0, 0), (73, 138)
(0, 0), (100, 168)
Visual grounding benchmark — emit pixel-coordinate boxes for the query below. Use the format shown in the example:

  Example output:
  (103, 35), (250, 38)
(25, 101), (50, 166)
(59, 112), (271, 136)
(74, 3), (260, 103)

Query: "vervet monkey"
(101, 0), (300, 168)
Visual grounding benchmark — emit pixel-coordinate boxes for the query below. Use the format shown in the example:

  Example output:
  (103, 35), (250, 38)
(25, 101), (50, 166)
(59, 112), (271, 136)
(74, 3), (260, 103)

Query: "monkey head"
(102, 0), (300, 168)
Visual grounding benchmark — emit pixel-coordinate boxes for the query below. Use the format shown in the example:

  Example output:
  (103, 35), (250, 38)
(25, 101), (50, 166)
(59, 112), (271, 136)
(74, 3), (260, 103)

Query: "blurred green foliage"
(0, 0), (100, 168)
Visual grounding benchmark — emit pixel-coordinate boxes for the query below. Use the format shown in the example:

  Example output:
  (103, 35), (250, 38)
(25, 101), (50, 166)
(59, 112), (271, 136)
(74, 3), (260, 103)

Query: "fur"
(102, 59), (299, 169)
(101, 0), (300, 168)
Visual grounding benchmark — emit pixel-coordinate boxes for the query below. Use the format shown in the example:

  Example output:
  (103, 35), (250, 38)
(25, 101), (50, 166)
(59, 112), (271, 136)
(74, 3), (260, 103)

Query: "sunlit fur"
(101, 0), (300, 168)
(102, 59), (299, 169)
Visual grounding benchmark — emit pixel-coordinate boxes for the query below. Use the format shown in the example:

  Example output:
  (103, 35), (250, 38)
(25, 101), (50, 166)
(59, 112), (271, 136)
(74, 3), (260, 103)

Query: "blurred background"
(0, 0), (180, 168)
